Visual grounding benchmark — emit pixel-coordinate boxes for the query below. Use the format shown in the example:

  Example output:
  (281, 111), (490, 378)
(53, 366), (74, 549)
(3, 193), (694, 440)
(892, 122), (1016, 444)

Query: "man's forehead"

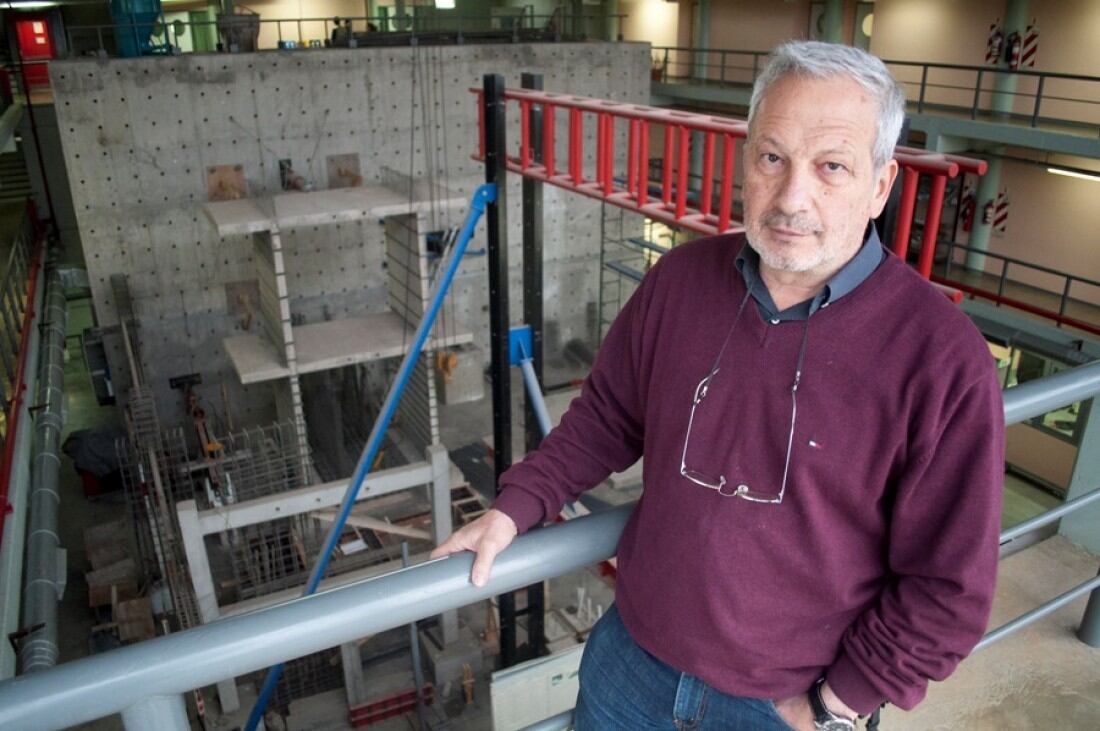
(749, 75), (876, 150)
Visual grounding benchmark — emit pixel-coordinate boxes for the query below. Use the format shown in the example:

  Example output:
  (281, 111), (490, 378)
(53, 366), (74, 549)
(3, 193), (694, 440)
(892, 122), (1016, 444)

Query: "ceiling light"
(434, 0), (455, 8)
(1046, 167), (1100, 183)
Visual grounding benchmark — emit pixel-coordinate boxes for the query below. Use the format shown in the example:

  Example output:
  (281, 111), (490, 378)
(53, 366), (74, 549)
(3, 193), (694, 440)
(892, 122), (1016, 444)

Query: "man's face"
(742, 74), (898, 282)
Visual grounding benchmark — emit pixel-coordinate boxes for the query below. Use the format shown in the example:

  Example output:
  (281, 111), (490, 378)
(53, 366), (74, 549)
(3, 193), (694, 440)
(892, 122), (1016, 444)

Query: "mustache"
(761, 211), (823, 235)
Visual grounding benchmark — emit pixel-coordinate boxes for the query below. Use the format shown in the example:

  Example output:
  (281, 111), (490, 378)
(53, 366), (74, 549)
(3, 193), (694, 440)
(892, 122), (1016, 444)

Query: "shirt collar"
(735, 225), (885, 322)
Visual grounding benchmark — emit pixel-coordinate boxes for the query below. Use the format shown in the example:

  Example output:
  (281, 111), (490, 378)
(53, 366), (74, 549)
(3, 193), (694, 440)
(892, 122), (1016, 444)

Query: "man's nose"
(774, 165), (814, 214)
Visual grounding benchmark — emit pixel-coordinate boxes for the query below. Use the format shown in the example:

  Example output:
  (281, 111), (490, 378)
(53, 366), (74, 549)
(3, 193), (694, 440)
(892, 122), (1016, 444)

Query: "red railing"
(474, 87), (749, 236)
(890, 148), (987, 278)
(471, 88), (988, 261)
(0, 200), (45, 542)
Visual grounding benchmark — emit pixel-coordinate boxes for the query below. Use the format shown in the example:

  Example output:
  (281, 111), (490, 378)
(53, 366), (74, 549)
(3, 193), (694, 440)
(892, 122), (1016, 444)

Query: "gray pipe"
(19, 271), (67, 673)
(0, 504), (633, 731)
(1002, 359), (1100, 426)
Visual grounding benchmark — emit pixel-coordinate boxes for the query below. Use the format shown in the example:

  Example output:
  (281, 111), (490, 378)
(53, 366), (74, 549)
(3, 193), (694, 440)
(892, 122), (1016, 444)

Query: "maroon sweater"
(494, 235), (1004, 714)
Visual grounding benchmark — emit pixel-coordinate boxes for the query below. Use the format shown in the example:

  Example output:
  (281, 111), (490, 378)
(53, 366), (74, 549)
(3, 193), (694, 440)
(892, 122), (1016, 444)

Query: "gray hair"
(748, 41), (906, 170)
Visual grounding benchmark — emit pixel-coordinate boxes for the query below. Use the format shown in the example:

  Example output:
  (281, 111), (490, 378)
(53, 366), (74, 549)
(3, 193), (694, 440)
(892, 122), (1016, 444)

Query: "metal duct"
(19, 271), (67, 673)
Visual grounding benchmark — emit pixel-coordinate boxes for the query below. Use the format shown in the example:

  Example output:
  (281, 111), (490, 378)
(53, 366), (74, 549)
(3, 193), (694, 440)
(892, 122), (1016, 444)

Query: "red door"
(15, 15), (55, 89)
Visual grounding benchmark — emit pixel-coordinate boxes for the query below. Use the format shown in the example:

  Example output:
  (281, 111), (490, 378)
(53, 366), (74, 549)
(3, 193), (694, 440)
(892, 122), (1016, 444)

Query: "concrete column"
(120, 694), (190, 731)
(691, 0), (711, 81)
(821, 0), (843, 44)
(427, 444), (459, 645)
(966, 151), (1003, 272)
(340, 642), (368, 707)
(991, 0), (1030, 115)
(1059, 399), (1100, 554)
(177, 501), (241, 713)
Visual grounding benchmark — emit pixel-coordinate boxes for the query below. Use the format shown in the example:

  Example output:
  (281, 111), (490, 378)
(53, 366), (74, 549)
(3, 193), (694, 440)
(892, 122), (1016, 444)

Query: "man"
(433, 41), (1004, 730)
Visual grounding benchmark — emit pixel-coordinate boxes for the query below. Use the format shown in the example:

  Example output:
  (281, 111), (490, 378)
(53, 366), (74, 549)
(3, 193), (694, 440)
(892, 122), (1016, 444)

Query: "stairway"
(0, 149), (32, 205)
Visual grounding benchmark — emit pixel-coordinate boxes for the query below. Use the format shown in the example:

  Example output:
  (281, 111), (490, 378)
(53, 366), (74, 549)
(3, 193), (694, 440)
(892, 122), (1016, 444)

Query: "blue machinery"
(244, 183), (497, 730)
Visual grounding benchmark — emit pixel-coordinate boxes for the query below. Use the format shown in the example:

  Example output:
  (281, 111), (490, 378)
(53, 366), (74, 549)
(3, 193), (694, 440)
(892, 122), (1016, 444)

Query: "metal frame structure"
(469, 87), (987, 275)
(176, 444), (453, 713)
(0, 360), (1097, 730)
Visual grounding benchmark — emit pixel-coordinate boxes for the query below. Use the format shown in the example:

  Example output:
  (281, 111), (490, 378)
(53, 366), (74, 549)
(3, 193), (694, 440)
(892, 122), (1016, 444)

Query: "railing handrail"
(943, 240), (1100, 291)
(0, 504), (632, 730)
(0, 360), (1098, 729)
(649, 46), (1100, 85)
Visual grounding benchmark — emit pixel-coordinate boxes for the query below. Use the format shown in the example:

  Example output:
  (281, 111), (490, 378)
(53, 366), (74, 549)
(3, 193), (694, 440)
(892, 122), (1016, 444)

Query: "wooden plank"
(310, 509), (431, 541)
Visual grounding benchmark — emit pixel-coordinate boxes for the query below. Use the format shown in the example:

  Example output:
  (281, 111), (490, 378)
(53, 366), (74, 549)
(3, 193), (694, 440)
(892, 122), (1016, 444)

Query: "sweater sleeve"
(826, 366), (1005, 715)
(492, 259), (655, 533)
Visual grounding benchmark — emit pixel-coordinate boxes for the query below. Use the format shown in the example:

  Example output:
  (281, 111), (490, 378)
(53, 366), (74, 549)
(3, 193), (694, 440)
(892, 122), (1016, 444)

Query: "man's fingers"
(429, 530), (474, 559)
(470, 539), (504, 587)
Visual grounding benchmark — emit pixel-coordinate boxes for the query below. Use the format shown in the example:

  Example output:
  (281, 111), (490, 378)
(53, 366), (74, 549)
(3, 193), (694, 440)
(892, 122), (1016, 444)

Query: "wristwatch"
(809, 677), (857, 731)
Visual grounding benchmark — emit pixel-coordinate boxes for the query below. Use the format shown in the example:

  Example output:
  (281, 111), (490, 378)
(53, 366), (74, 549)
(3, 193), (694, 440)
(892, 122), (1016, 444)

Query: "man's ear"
(870, 159), (899, 218)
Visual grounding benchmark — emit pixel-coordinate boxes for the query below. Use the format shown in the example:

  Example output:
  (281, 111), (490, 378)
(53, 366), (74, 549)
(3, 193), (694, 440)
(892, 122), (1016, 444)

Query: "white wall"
(872, 0), (1100, 76)
(620, 0), (679, 47)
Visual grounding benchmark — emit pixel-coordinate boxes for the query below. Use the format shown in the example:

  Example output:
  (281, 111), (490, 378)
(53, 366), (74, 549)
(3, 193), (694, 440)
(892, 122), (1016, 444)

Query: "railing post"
(918, 65), (928, 113)
(1031, 75), (1045, 127)
(483, 73), (518, 668)
(998, 260), (1009, 301)
(720, 51), (726, 84)
(121, 694), (189, 731)
(972, 69), (983, 119)
(663, 47), (669, 83)
(1058, 278), (1072, 321)
(1079, 568), (1100, 647)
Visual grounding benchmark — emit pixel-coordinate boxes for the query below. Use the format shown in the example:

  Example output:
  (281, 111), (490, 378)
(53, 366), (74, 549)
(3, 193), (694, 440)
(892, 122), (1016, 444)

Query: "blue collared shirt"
(735, 225), (885, 322)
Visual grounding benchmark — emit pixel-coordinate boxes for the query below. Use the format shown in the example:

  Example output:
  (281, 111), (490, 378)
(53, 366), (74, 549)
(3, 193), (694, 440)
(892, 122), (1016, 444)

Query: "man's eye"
(763, 153), (782, 164)
(824, 162), (847, 173)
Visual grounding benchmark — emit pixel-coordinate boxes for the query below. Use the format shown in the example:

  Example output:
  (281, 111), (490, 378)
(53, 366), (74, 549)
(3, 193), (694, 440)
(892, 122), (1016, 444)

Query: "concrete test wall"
(49, 42), (649, 430)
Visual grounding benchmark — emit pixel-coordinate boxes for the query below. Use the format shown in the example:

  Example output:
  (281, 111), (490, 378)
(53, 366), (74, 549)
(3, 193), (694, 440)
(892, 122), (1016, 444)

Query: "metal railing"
(64, 12), (626, 58)
(0, 200), (46, 680)
(0, 359), (1098, 729)
(934, 240), (1100, 337)
(650, 47), (1100, 134)
(0, 200), (42, 523)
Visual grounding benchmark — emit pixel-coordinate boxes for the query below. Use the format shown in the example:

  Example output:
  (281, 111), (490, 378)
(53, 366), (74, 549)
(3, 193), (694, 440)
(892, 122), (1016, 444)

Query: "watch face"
(817, 719), (856, 731)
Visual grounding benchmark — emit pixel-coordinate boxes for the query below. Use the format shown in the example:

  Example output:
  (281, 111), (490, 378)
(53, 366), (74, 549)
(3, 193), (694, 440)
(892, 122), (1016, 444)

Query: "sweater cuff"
(491, 486), (547, 534)
(826, 652), (888, 717)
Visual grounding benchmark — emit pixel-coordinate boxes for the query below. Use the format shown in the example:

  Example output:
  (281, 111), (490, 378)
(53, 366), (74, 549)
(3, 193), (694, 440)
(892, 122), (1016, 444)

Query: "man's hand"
(429, 509), (518, 587)
(773, 693), (815, 731)
(774, 680), (858, 731)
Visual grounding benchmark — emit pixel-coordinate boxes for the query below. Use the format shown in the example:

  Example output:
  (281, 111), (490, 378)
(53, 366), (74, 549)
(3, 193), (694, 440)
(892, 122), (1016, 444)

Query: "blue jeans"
(574, 605), (795, 731)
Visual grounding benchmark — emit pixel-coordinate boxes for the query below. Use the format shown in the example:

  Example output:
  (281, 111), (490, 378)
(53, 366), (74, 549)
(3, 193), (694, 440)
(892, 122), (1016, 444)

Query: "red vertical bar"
(596, 112), (607, 190)
(627, 119), (639, 196)
(662, 126), (674, 205)
(520, 100), (531, 170)
(637, 121), (650, 206)
(477, 90), (485, 159)
(603, 115), (615, 196)
(676, 126), (690, 219)
(893, 167), (920, 259)
(576, 109), (585, 187)
(918, 173), (948, 279)
(543, 104), (555, 177)
(700, 132), (715, 217)
(717, 133), (735, 232)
